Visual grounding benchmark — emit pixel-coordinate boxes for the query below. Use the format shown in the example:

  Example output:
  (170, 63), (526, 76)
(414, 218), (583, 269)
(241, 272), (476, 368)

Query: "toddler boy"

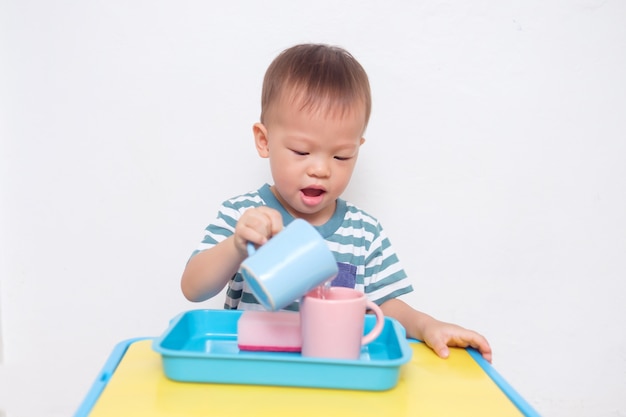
(181, 44), (492, 362)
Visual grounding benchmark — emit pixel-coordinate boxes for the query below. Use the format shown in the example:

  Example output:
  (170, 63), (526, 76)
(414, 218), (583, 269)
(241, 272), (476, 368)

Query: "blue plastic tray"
(152, 309), (413, 391)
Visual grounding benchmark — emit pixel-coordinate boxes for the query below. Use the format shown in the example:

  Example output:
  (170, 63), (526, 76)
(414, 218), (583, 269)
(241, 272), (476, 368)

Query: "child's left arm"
(380, 298), (493, 363)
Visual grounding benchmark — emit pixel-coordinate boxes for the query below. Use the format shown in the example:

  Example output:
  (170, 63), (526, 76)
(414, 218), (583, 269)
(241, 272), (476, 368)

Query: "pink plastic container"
(237, 311), (302, 352)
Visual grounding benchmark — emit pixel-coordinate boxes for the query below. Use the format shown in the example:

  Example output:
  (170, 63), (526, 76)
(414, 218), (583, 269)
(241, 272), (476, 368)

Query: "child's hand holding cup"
(238, 218), (385, 359)
(239, 218), (339, 311)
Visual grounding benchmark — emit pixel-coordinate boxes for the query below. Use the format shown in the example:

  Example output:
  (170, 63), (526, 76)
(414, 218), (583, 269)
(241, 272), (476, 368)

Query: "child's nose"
(307, 157), (330, 178)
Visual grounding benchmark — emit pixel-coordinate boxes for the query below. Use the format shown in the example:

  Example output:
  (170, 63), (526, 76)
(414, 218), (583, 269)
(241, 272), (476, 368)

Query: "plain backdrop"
(1, 1), (625, 416)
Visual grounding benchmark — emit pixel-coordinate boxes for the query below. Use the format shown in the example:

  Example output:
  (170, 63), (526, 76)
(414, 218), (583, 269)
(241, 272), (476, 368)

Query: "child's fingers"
(425, 334), (451, 359)
(256, 206), (284, 236)
(435, 344), (450, 359)
(461, 331), (493, 363)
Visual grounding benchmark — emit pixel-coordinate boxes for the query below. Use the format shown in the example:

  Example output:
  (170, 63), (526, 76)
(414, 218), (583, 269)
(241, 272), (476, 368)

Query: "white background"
(1, 1), (625, 416)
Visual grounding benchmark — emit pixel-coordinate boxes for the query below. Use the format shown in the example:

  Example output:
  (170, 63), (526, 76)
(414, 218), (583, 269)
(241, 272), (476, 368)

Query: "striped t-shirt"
(193, 183), (413, 311)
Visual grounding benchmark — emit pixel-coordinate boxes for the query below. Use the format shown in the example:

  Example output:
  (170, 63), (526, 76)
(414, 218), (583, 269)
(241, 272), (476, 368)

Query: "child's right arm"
(180, 206), (284, 302)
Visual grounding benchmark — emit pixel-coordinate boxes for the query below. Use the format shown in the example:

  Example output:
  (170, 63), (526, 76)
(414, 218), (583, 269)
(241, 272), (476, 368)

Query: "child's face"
(254, 97), (366, 225)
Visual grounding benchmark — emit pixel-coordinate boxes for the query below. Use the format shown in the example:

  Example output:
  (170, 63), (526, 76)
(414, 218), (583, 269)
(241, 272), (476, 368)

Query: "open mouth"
(302, 188), (325, 197)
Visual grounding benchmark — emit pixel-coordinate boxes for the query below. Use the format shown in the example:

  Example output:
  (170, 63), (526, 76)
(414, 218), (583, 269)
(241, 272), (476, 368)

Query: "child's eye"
(334, 156), (351, 161)
(291, 149), (309, 156)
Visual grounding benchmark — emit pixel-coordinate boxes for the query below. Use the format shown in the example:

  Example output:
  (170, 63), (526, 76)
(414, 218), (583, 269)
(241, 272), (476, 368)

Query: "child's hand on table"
(381, 298), (493, 364)
(422, 318), (493, 363)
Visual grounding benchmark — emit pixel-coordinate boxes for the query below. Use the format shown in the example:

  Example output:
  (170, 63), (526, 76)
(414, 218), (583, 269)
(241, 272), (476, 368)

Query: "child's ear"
(253, 123), (270, 158)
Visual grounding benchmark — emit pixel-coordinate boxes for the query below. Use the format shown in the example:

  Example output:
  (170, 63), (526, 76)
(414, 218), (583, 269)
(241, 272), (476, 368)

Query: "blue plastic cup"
(239, 218), (338, 311)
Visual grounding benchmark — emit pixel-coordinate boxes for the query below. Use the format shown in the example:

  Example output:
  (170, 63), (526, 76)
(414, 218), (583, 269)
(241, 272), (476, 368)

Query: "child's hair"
(260, 44), (371, 129)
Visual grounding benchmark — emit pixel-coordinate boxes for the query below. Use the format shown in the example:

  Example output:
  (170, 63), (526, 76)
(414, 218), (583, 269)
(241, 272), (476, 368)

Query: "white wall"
(1, 1), (625, 416)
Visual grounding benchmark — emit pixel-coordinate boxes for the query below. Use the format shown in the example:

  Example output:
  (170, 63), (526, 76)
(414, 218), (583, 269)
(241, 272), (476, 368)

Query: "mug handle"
(246, 242), (256, 256)
(361, 301), (385, 345)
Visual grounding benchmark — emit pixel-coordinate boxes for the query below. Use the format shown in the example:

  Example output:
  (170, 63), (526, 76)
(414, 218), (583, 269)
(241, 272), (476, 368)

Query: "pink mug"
(300, 287), (385, 360)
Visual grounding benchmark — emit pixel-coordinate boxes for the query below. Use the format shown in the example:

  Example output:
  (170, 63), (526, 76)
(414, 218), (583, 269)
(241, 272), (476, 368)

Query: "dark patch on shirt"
(331, 262), (357, 289)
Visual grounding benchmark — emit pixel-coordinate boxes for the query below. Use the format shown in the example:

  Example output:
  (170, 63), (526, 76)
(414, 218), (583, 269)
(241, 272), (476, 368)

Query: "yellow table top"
(86, 339), (526, 417)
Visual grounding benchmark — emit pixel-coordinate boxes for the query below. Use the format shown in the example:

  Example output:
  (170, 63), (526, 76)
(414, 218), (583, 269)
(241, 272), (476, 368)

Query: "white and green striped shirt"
(192, 184), (413, 311)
